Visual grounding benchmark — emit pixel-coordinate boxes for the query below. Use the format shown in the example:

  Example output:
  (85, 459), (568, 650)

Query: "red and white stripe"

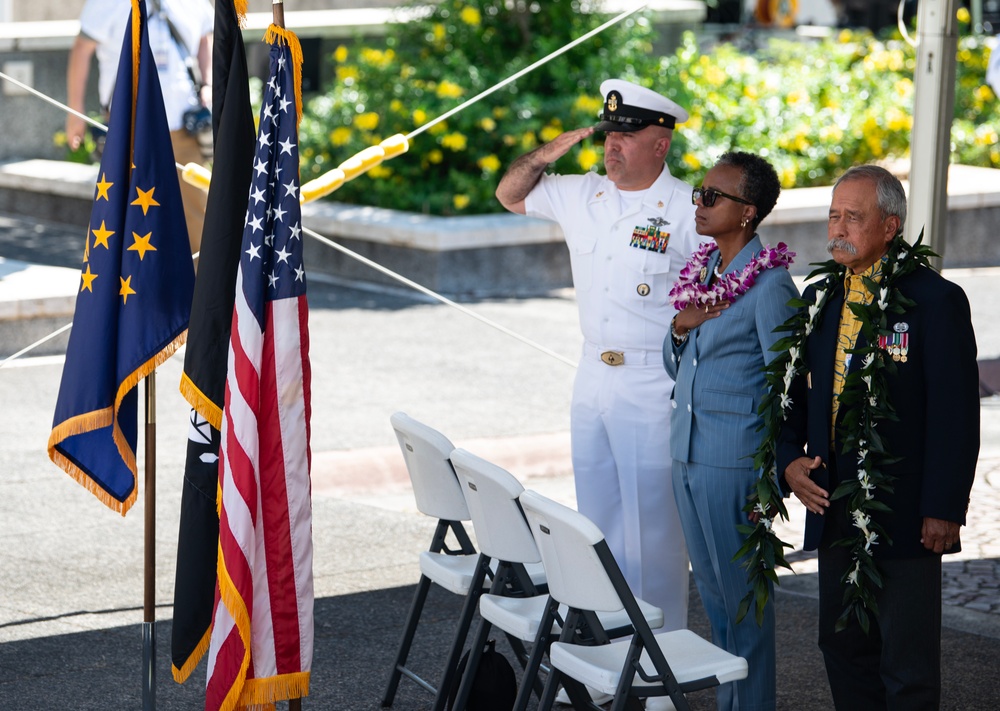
(205, 266), (313, 711)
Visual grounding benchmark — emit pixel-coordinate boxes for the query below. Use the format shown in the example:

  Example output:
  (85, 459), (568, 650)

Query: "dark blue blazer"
(776, 265), (980, 558)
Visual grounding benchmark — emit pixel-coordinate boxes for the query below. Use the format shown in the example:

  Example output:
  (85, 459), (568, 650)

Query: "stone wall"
(3, 160), (998, 298)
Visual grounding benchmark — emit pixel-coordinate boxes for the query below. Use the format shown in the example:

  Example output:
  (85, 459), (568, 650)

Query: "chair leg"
(609, 695), (644, 711)
(512, 597), (559, 711)
(430, 554), (491, 711)
(382, 573), (433, 707)
(536, 657), (563, 711)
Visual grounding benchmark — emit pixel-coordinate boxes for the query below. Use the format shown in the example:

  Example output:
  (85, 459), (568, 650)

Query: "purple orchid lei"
(669, 241), (796, 310)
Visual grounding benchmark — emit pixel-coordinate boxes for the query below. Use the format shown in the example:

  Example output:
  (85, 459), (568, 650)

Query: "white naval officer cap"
(595, 78), (689, 132)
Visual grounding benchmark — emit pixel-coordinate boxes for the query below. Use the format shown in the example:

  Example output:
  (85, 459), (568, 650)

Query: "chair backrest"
(450, 448), (541, 566)
(518, 490), (625, 613)
(390, 412), (469, 521)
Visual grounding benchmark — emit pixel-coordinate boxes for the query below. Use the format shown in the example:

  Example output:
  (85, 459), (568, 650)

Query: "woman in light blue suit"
(663, 152), (798, 711)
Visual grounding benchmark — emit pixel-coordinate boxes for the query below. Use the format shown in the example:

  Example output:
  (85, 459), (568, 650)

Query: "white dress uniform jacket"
(525, 165), (705, 627)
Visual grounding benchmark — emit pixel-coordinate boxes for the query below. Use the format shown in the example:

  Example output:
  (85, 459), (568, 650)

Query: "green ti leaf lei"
(735, 231), (937, 633)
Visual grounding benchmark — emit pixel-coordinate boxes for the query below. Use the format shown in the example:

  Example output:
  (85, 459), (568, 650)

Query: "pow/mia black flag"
(171, 0), (255, 683)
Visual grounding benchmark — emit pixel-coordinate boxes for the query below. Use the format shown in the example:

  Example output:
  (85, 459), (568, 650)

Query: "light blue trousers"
(673, 460), (776, 711)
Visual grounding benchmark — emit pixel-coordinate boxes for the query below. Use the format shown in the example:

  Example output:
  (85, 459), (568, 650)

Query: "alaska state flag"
(48, 0), (195, 516)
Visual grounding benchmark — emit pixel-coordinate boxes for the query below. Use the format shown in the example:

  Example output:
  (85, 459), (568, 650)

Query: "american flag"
(204, 27), (313, 710)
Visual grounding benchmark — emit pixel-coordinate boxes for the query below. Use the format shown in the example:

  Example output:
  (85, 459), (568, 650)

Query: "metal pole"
(972, 0), (984, 33)
(142, 372), (157, 710)
(906, 0), (958, 270)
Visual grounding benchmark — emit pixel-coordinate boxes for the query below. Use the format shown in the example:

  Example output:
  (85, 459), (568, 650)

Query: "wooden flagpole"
(143, 372), (157, 710)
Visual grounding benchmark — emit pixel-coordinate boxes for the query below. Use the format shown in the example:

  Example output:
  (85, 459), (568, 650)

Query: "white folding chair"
(519, 489), (749, 711)
(381, 413), (488, 709)
(449, 449), (664, 711)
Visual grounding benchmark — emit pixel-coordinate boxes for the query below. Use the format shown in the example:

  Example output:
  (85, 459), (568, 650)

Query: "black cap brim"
(595, 120), (643, 133)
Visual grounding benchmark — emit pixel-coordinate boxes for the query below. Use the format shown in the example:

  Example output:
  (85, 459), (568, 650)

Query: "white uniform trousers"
(570, 352), (689, 630)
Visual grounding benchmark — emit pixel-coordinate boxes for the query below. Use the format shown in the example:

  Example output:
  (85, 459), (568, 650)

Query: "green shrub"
(298, 1), (1000, 215)
(299, 0), (663, 215)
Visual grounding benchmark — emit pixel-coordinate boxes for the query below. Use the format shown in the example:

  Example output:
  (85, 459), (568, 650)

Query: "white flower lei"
(737, 233), (936, 633)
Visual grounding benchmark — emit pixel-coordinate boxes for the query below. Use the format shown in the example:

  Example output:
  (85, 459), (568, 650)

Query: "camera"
(183, 105), (213, 158)
(183, 105), (211, 135)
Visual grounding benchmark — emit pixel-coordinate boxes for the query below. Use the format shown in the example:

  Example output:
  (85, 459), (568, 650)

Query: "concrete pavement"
(1, 210), (1000, 709)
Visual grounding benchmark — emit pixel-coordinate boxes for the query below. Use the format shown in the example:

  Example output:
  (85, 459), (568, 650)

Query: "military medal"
(878, 331), (909, 362)
(630, 224), (670, 253)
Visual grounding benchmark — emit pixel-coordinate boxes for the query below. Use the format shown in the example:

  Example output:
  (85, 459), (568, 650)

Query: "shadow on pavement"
(2, 579), (999, 710)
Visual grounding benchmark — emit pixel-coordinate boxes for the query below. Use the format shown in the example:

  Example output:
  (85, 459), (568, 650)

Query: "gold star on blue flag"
(48, 0), (195, 516)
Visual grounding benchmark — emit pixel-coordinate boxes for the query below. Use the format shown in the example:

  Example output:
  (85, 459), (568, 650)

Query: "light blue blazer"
(664, 235), (799, 469)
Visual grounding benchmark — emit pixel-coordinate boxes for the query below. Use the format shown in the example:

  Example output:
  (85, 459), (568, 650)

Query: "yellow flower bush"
(539, 125), (562, 143)
(329, 127), (352, 147)
(353, 112), (380, 131)
(477, 154), (501, 173)
(573, 94), (603, 116)
(298, 2), (1000, 215)
(441, 132), (468, 151)
(435, 80), (464, 99)
(459, 6), (481, 26)
(577, 147), (599, 171)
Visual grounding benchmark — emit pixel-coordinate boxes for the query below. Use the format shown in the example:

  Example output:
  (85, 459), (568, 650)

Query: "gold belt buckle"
(600, 350), (624, 366)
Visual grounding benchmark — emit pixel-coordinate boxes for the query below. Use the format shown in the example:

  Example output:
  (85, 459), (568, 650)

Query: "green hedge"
(296, 2), (999, 215)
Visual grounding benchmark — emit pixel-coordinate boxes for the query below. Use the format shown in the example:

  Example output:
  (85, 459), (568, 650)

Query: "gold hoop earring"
(741, 218), (749, 228)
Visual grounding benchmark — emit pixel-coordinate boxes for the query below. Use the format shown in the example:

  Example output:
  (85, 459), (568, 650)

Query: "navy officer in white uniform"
(496, 79), (705, 629)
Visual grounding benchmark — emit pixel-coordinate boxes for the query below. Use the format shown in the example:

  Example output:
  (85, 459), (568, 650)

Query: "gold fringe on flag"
(172, 626), (213, 683)
(46, 330), (187, 516)
(239, 672), (311, 709)
(262, 24), (303, 130)
(235, 0), (248, 27)
(130, 0), (141, 167)
(179, 373), (225, 431)
(216, 540), (254, 711)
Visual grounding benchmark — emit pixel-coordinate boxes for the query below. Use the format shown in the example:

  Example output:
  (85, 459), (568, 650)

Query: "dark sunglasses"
(692, 186), (754, 208)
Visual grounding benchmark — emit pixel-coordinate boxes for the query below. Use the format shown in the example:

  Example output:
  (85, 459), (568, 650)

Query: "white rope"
(0, 70), (100, 129)
(0, 322), (72, 370)
(303, 226), (577, 368)
(0, 3), (647, 369)
(0, 228), (575, 370)
(406, 2), (648, 140)
(0, 69), (192, 175)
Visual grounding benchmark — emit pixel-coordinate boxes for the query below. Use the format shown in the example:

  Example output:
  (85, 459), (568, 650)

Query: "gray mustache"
(827, 238), (857, 256)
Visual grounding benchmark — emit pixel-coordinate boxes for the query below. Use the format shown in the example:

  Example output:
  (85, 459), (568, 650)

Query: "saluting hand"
(534, 126), (595, 165)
